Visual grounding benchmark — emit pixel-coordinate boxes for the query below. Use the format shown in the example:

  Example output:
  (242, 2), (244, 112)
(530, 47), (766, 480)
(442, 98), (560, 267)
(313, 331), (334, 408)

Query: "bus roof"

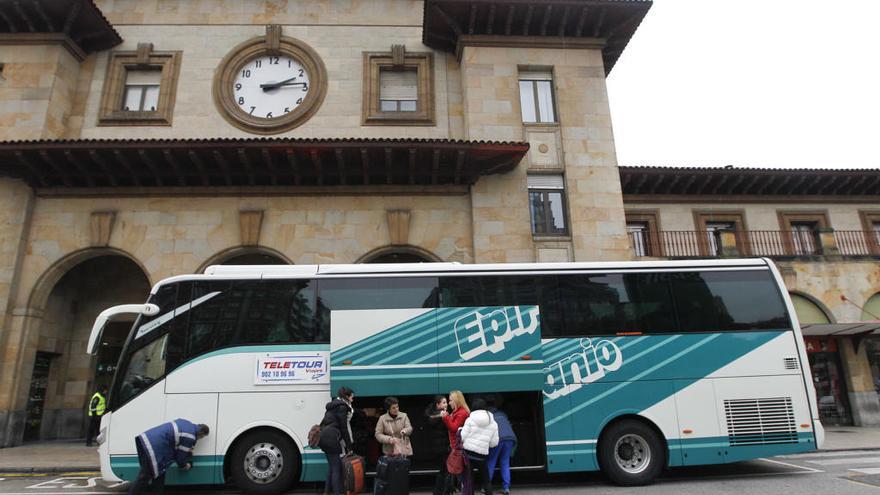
(150, 258), (772, 293)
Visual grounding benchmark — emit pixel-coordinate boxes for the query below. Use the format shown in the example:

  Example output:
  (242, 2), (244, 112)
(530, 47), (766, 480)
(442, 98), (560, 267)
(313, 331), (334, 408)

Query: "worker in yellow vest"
(85, 386), (108, 447)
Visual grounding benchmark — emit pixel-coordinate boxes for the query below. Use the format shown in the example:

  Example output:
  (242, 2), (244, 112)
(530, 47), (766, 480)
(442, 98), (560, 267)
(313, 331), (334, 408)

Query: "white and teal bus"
(87, 258), (822, 493)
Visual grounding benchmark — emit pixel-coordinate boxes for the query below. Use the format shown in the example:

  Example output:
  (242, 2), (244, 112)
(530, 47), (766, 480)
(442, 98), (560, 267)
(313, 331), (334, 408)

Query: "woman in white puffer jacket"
(461, 398), (499, 495)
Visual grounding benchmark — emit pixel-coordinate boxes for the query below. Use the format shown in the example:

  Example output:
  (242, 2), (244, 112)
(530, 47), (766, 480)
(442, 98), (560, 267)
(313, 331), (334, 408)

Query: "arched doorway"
(197, 246), (291, 273)
(790, 292), (851, 425)
(357, 245), (442, 264)
(25, 255), (150, 441)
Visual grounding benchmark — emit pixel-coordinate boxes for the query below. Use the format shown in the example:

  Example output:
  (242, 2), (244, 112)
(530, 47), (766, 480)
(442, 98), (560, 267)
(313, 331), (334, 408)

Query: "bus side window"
(671, 270), (789, 332)
(626, 273), (677, 333)
(238, 279), (318, 344)
(439, 275), (563, 337)
(316, 277), (438, 339)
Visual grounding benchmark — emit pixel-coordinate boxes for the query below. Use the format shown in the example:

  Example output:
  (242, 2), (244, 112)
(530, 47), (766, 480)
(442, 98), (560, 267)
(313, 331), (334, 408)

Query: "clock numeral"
(242, 69), (251, 78)
(298, 69), (304, 77)
(254, 59), (262, 68)
(296, 98), (303, 105)
(288, 59), (292, 68)
(235, 83), (242, 91)
(302, 83), (309, 92)
(270, 56), (280, 65)
(284, 107), (290, 113)
(266, 112), (273, 118)
(238, 97), (245, 105)
(249, 106), (256, 115)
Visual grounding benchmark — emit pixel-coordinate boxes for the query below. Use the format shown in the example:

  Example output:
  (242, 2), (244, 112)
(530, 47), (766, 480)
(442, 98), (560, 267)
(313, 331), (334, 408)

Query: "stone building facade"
(621, 166), (880, 427)
(0, 0), (648, 446)
(0, 0), (877, 449)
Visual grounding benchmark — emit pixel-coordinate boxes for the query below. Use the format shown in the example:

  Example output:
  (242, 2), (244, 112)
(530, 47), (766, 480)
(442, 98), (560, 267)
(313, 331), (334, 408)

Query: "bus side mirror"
(87, 303), (160, 355)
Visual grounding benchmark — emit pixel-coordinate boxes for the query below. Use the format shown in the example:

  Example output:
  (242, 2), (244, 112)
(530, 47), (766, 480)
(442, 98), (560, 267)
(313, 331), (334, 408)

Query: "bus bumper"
(98, 413), (122, 482)
(813, 419), (825, 449)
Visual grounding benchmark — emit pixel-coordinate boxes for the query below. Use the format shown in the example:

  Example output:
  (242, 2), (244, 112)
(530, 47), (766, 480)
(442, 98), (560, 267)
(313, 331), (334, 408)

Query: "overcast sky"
(606, 0), (880, 169)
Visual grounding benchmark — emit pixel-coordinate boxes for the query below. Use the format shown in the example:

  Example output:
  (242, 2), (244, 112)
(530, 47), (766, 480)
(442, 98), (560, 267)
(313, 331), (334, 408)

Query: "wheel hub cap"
(613, 433), (651, 474)
(244, 442), (283, 484)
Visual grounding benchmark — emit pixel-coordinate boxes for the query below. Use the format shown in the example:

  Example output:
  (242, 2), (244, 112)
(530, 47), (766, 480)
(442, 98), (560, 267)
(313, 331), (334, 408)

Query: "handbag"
(446, 430), (466, 474)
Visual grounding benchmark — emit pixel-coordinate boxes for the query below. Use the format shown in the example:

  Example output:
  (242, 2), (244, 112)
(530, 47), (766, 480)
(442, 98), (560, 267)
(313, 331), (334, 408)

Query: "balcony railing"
(629, 229), (880, 258)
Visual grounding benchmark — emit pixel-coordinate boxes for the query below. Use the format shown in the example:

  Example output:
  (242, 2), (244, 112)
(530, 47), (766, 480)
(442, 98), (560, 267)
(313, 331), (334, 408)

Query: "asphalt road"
(2, 449), (880, 494)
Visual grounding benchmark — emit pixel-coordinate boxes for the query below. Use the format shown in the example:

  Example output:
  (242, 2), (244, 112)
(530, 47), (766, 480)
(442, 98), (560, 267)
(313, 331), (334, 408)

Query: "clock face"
(232, 54), (311, 120)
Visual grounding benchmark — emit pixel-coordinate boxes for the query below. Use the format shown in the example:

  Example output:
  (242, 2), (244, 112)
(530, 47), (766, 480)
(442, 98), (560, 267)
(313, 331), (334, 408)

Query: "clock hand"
(260, 77), (306, 90)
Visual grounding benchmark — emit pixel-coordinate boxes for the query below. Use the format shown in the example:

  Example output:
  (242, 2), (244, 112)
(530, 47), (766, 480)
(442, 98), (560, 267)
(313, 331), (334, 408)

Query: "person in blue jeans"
(486, 397), (516, 495)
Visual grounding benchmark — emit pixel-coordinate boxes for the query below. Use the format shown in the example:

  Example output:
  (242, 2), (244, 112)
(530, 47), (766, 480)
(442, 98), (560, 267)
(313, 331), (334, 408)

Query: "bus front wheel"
(598, 419), (665, 486)
(230, 429), (298, 495)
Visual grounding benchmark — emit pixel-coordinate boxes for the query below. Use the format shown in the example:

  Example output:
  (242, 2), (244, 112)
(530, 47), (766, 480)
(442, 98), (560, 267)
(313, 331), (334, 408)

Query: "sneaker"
(502, 491), (510, 495)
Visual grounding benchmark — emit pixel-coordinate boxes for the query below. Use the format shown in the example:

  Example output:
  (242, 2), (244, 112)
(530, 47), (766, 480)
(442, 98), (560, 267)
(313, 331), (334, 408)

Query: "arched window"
(861, 293), (880, 321)
(357, 245), (442, 264)
(789, 293), (832, 324)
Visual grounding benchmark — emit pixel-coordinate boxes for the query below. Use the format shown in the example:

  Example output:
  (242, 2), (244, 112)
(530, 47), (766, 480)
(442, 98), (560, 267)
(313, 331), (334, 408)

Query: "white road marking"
(26, 476), (101, 489)
(758, 457), (825, 473)
(808, 456), (880, 466)
(849, 467), (880, 475)
(779, 450), (878, 460)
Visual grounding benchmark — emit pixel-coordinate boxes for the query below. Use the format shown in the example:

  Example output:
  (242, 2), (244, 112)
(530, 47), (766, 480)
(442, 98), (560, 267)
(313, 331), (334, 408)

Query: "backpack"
(307, 424), (322, 448)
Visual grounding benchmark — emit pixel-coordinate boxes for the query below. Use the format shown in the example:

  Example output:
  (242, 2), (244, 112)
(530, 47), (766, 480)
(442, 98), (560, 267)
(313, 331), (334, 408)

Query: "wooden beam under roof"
(236, 148), (255, 186)
(504, 4), (515, 35)
(137, 149), (163, 187)
(30, 0), (54, 31)
(88, 149), (117, 187)
(112, 149), (139, 187)
(360, 148), (370, 186)
(13, 1), (36, 32)
(187, 150), (210, 186)
(432, 149), (441, 185)
(260, 149), (277, 186)
(522, 4), (534, 35)
(335, 148), (347, 186)
(212, 150), (232, 186)
(558, 5), (572, 37)
(540, 4), (553, 36)
(162, 149), (186, 186)
(486, 3), (496, 35)
(454, 149), (466, 184)
(14, 150), (46, 187)
(384, 148), (393, 185)
(574, 6), (589, 37)
(408, 148), (417, 185)
(285, 149), (301, 186)
(67, 150), (96, 187)
(310, 150), (323, 186)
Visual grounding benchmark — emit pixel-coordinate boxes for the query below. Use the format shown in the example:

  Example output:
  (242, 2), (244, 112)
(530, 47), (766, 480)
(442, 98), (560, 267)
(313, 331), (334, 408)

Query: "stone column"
(0, 178), (35, 447)
(839, 337), (880, 426)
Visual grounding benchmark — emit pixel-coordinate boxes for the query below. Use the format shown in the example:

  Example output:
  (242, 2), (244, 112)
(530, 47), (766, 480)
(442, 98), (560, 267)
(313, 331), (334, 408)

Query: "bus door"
(330, 308), (439, 396)
(436, 306), (544, 393)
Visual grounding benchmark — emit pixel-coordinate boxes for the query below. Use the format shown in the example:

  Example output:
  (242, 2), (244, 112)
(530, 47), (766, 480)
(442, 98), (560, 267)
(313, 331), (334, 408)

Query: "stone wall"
(461, 45), (630, 263)
(0, 45), (80, 140)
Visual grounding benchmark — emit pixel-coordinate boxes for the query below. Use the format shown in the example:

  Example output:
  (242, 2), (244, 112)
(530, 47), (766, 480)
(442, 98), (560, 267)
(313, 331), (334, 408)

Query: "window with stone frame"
(519, 70), (557, 124)
(626, 210), (661, 256)
(693, 211), (748, 256)
(363, 47), (434, 125)
(528, 174), (569, 236)
(859, 211), (880, 255)
(778, 211), (829, 256)
(98, 43), (182, 126)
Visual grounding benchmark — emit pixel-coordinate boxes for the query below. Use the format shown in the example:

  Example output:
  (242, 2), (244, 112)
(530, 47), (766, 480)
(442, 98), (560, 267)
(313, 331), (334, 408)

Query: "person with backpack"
(318, 386), (355, 495)
(486, 397), (517, 495)
(425, 395), (451, 495)
(127, 419), (209, 495)
(460, 398), (499, 495)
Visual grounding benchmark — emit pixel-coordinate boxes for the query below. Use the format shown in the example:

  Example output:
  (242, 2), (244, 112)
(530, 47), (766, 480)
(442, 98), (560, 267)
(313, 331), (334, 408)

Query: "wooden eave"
(0, 138), (530, 189)
(620, 166), (880, 197)
(422, 0), (652, 74)
(0, 0), (122, 57)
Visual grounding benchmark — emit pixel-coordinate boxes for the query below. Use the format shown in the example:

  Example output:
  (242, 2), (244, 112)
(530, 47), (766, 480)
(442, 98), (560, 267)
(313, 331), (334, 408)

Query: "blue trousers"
(487, 440), (514, 491)
(325, 453), (342, 495)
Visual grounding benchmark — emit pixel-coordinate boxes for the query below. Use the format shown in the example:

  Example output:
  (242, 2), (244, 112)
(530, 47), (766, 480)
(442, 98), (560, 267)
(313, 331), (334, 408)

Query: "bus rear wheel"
(598, 419), (665, 486)
(230, 430), (298, 495)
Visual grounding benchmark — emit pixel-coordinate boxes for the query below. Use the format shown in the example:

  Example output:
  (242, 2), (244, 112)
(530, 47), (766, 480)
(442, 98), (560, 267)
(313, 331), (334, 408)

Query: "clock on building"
(213, 27), (327, 134)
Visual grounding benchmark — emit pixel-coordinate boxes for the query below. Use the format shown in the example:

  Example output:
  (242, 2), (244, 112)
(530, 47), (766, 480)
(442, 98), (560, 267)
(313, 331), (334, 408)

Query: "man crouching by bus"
(127, 419), (210, 495)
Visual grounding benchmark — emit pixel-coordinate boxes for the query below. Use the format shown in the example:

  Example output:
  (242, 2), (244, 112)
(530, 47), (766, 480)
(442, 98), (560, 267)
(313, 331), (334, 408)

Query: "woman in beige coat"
(374, 396), (413, 457)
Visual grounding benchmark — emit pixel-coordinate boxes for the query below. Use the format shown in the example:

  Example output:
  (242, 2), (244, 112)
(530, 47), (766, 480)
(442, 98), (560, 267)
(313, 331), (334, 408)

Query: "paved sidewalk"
(0, 439), (99, 473)
(2, 428), (880, 473)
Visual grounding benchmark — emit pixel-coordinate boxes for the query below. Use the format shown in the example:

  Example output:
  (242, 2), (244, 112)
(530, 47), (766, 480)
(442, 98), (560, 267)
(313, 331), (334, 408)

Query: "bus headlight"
(96, 427), (107, 446)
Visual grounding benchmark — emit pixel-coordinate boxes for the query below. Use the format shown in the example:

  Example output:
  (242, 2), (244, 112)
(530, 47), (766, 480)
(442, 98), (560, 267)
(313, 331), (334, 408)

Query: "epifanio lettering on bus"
(454, 306), (540, 360)
(543, 338), (623, 400)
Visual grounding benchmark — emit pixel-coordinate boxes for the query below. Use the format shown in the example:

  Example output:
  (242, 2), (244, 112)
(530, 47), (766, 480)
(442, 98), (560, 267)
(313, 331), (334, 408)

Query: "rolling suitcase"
(374, 455), (411, 495)
(344, 454), (365, 495)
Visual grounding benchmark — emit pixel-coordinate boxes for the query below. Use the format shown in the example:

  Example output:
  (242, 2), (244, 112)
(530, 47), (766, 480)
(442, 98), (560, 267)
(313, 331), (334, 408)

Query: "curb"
(0, 466), (100, 474)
